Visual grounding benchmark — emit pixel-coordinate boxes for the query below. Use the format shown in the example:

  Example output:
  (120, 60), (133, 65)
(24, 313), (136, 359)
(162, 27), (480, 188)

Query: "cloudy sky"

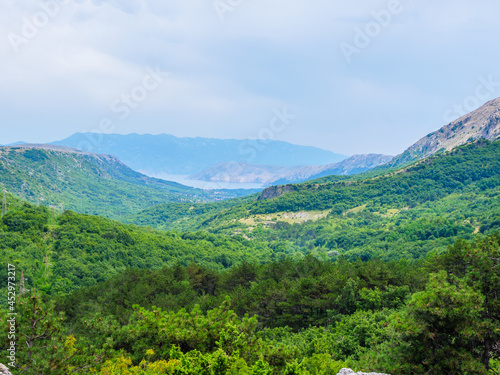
(1, 0), (500, 155)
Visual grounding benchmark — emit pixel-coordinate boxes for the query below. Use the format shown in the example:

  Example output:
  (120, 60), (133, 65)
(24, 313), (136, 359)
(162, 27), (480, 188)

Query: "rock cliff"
(258, 184), (298, 200)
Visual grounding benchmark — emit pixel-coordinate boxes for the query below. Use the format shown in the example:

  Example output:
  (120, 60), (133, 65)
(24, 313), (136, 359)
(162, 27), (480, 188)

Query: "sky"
(1, 0), (500, 156)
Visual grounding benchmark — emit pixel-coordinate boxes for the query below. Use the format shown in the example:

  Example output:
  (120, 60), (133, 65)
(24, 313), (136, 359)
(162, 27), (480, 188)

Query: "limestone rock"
(337, 368), (391, 375)
(0, 364), (13, 375)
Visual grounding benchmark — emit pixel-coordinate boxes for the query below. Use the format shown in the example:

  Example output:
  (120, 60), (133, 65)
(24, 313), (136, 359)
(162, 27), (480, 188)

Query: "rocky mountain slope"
(189, 154), (394, 186)
(388, 97), (500, 167)
(272, 154), (394, 184)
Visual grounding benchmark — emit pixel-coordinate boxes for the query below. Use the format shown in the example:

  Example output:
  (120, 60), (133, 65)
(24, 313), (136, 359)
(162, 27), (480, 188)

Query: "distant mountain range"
(189, 97), (500, 185)
(6, 97), (500, 195)
(49, 134), (396, 186)
(190, 154), (394, 186)
(51, 133), (346, 175)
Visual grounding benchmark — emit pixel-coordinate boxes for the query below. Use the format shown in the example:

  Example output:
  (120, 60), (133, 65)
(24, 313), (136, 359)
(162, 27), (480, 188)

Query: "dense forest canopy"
(1, 233), (499, 374)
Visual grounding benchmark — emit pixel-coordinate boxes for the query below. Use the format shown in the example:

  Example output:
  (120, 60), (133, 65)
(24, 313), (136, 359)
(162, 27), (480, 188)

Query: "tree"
(2, 291), (110, 374)
(391, 271), (487, 374)
(429, 233), (500, 370)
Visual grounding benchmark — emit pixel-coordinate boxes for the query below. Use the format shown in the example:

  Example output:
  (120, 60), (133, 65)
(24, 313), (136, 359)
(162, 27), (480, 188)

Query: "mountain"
(51, 133), (347, 175)
(388, 97), (500, 168)
(270, 154), (395, 185)
(1, 141), (27, 146)
(0, 144), (255, 219)
(133, 139), (500, 259)
(189, 154), (394, 186)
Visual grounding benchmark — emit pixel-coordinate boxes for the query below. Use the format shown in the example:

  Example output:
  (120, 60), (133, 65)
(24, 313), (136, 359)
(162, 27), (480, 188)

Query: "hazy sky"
(1, 0), (500, 155)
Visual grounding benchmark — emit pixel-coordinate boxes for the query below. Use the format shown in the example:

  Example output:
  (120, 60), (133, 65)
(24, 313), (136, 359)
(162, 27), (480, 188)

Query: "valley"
(1, 100), (500, 374)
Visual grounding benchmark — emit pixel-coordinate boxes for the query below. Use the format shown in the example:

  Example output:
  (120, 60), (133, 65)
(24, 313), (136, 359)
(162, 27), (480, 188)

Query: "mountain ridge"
(189, 154), (394, 186)
(388, 97), (500, 168)
(126, 139), (500, 261)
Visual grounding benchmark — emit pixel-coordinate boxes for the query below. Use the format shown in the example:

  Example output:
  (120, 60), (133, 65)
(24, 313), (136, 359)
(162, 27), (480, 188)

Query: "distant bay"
(146, 172), (265, 190)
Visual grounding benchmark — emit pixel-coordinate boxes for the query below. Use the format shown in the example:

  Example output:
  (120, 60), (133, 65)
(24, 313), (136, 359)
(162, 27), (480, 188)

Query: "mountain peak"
(390, 97), (500, 166)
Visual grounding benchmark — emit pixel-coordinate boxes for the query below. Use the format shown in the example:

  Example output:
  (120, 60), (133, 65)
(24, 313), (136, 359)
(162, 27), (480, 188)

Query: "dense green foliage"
(0, 197), (283, 297)
(2, 233), (498, 374)
(125, 196), (257, 231)
(130, 140), (500, 261)
(56, 255), (423, 330)
(1, 291), (111, 374)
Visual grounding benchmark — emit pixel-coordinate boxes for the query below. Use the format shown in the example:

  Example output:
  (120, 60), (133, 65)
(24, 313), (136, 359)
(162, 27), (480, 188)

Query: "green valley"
(1, 139), (499, 374)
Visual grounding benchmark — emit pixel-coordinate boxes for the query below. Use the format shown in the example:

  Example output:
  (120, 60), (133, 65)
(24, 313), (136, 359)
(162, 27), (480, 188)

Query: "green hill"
(0, 145), (255, 219)
(0, 194), (283, 296)
(11, 137), (500, 296)
(129, 140), (500, 260)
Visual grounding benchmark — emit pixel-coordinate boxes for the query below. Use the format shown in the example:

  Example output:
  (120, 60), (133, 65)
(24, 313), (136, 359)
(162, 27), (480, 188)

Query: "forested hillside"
(0, 146), (254, 219)
(0, 195), (281, 296)
(129, 140), (500, 261)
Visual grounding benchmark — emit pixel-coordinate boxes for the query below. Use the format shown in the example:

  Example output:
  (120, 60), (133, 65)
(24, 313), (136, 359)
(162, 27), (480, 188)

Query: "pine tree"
(1, 191), (6, 218)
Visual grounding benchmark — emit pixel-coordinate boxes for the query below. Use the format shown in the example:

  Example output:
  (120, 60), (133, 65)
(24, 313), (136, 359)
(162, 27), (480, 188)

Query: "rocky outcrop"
(337, 368), (391, 375)
(0, 364), (13, 375)
(258, 184), (297, 200)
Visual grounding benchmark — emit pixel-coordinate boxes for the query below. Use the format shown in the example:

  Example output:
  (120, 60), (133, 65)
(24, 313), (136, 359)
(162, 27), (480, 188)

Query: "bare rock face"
(258, 184), (297, 200)
(337, 368), (391, 375)
(389, 97), (500, 167)
(0, 364), (13, 375)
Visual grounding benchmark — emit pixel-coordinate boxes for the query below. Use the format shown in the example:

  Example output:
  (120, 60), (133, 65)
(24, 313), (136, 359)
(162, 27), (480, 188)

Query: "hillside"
(0, 194), (282, 296)
(388, 97), (500, 167)
(189, 154), (394, 186)
(0, 145), (254, 219)
(9, 141), (500, 293)
(131, 140), (500, 260)
(51, 133), (347, 175)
